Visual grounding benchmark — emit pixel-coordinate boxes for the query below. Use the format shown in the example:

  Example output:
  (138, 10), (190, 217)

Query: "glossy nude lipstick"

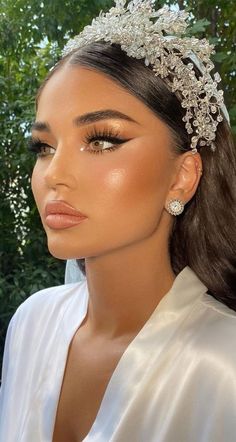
(45, 200), (88, 230)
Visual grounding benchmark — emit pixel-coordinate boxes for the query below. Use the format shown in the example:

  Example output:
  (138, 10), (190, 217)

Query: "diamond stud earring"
(166, 199), (185, 216)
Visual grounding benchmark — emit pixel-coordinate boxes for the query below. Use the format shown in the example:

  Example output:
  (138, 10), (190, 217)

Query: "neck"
(84, 228), (175, 339)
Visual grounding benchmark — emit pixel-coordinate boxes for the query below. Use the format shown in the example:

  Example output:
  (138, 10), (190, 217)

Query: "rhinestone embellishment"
(166, 199), (185, 216)
(62, 0), (228, 153)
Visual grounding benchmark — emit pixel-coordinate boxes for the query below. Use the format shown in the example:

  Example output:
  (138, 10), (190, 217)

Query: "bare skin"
(31, 64), (202, 441)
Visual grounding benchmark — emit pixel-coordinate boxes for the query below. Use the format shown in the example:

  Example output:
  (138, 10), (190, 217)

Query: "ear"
(166, 152), (203, 206)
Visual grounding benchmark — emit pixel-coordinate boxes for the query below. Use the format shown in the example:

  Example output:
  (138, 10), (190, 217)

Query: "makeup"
(28, 127), (130, 157)
(45, 201), (88, 230)
(45, 214), (87, 229)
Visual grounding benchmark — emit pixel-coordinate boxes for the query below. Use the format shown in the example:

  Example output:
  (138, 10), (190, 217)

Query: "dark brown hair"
(37, 41), (236, 310)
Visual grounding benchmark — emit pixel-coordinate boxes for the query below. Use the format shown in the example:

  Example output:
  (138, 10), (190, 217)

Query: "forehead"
(38, 65), (138, 110)
(36, 64), (169, 135)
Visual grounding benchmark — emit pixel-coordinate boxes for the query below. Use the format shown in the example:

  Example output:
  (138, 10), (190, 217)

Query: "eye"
(28, 138), (55, 157)
(28, 129), (132, 157)
(82, 127), (130, 155)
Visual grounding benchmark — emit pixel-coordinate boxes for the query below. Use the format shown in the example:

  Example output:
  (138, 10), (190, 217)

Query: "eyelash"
(28, 127), (128, 157)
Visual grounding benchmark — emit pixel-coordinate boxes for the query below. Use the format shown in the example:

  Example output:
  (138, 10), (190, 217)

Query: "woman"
(1, 1), (236, 441)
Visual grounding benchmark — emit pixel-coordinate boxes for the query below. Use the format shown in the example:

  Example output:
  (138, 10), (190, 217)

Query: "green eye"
(82, 128), (130, 155)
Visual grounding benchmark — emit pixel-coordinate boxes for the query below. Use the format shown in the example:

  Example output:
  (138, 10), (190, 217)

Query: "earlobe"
(165, 152), (203, 212)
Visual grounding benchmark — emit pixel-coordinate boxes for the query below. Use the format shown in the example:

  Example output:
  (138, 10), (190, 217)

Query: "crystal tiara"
(62, 0), (230, 153)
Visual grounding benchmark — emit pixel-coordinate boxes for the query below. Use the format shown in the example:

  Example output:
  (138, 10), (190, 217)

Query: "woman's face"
(31, 64), (177, 259)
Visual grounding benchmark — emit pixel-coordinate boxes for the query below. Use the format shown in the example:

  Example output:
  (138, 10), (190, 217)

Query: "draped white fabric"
(1, 266), (236, 441)
(64, 259), (86, 284)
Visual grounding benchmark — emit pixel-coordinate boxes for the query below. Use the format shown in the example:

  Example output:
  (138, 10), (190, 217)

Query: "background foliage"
(0, 0), (235, 367)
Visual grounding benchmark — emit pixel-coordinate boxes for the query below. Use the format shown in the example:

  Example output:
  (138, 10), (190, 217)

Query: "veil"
(64, 259), (86, 283)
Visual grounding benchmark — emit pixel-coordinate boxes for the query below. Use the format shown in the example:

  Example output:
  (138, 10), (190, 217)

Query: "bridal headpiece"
(62, 0), (229, 153)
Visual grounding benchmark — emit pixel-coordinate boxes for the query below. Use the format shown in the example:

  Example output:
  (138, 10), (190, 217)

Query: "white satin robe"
(1, 266), (236, 441)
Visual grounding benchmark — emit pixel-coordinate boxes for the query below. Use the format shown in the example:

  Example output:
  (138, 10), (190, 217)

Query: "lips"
(45, 200), (88, 229)
(45, 200), (87, 217)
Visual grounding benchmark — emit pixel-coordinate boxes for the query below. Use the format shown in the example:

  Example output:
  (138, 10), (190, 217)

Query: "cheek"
(31, 163), (45, 213)
(88, 144), (171, 227)
(29, 144), (172, 259)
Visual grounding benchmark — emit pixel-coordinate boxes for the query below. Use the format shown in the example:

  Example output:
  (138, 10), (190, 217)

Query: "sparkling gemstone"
(61, 0), (227, 154)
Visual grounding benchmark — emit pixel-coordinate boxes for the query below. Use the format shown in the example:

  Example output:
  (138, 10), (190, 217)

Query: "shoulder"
(0, 280), (88, 435)
(8, 280), (87, 338)
(1, 280), (88, 382)
(199, 291), (236, 323)
(19, 279), (86, 311)
(191, 292), (236, 369)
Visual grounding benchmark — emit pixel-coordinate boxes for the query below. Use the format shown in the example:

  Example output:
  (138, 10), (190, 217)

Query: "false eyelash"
(82, 127), (127, 154)
(27, 128), (129, 157)
(27, 137), (50, 154)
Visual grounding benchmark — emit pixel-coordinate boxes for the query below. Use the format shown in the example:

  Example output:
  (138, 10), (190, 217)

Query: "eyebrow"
(31, 121), (51, 132)
(31, 109), (140, 132)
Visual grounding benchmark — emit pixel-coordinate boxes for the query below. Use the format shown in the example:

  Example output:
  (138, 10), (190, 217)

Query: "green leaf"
(187, 18), (211, 35)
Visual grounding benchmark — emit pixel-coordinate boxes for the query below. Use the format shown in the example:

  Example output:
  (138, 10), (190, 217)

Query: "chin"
(49, 251), (85, 260)
(47, 243), (85, 260)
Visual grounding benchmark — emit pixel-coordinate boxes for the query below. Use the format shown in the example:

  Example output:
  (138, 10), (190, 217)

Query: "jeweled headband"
(62, 0), (230, 153)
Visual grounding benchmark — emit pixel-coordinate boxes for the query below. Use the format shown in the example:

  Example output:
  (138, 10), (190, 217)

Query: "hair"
(37, 41), (236, 310)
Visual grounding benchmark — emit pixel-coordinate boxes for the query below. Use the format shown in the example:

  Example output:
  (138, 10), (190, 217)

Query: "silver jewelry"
(62, 0), (230, 153)
(166, 199), (185, 216)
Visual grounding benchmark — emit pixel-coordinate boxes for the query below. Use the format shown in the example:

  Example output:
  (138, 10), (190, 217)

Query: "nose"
(44, 148), (77, 190)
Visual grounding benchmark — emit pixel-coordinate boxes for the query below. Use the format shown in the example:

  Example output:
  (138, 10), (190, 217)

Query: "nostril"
(44, 165), (77, 190)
